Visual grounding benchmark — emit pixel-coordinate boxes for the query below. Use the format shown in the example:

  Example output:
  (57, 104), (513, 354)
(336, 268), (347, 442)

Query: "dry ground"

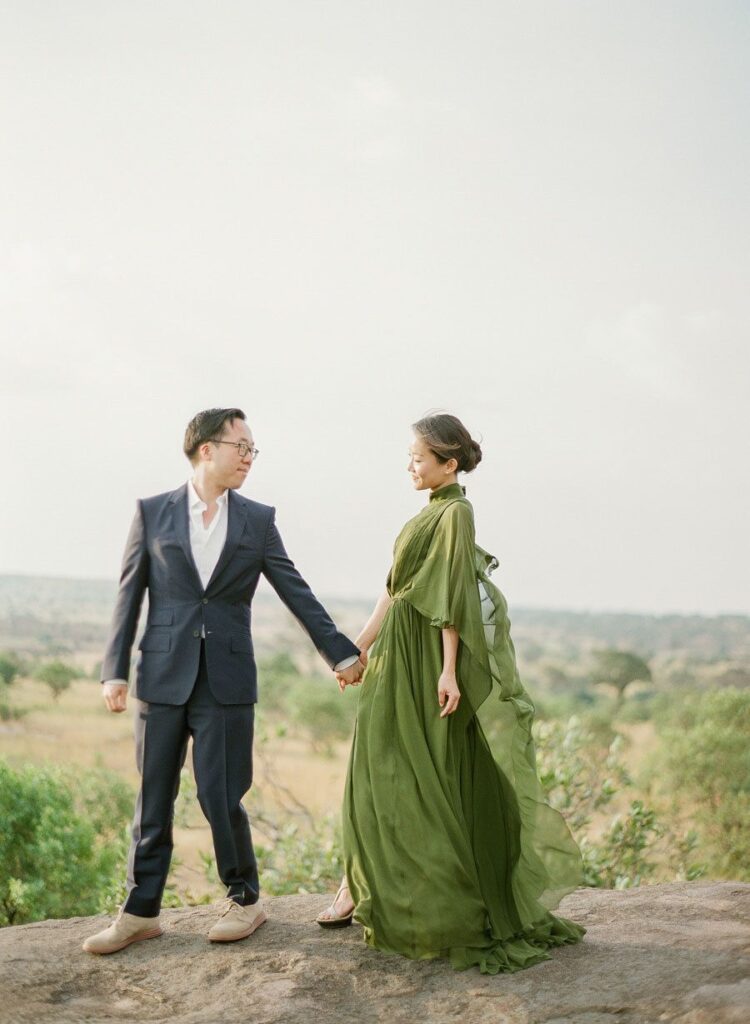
(1, 883), (749, 1024)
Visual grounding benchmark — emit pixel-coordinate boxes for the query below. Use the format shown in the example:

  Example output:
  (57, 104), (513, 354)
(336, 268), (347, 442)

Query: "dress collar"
(429, 482), (466, 502)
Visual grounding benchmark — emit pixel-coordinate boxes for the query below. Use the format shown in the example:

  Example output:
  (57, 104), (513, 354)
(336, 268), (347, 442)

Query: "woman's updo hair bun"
(466, 437), (483, 472)
(412, 412), (483, 474)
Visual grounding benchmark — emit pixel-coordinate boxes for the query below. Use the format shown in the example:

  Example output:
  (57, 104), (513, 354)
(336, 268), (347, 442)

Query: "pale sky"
(1, 1), (748, 614)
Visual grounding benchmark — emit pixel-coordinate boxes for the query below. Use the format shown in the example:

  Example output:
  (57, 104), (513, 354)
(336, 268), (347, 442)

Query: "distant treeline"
(0, 573), (748, 664)
(509, 608), (750, 661)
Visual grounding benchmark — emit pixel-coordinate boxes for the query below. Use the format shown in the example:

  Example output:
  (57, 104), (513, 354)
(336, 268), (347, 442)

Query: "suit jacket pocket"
(230, 634), (253, 653)
(138, 631), (171, 652)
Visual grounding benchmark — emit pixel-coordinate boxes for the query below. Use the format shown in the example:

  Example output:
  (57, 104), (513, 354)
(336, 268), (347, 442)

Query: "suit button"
(193, 630), (200, 638)
(202, 598), (209, 605)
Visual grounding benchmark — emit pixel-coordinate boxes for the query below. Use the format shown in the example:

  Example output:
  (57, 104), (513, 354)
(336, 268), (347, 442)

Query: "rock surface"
(1, 882), (749, 1024)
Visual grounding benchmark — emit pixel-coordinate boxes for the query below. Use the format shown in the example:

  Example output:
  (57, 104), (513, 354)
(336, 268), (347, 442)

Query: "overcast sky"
(1, 1), (748, 615)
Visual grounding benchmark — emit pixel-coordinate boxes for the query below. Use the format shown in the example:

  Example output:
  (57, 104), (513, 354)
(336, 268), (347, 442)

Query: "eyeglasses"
(211, 440), (260, 459)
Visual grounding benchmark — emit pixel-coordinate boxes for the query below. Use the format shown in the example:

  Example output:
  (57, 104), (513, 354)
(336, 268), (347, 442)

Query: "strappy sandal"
(316, 882), (354, 928)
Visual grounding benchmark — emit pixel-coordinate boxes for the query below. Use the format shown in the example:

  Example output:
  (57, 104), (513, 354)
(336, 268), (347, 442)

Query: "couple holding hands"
(84, 407), (585, 975)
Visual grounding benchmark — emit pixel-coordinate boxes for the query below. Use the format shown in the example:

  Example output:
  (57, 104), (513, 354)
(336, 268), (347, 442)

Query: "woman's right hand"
(437, 672), (461, 718)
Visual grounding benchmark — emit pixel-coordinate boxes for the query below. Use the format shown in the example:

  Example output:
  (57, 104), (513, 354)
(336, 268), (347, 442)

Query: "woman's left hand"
(438, 672), (461, 718)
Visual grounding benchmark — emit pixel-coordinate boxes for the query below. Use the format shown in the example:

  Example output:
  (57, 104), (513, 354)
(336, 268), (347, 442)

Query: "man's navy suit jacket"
(101, 484), (359, 705)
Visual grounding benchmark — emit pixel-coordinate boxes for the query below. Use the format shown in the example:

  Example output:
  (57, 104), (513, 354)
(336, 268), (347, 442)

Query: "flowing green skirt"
(342, 598), (585, 974)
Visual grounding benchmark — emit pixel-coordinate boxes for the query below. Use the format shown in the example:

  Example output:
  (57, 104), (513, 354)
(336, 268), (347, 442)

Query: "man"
(83, 408), (363, 955)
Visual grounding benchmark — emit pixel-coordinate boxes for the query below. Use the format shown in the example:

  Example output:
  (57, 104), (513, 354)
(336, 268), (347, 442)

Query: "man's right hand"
(102, 682), (128, 713)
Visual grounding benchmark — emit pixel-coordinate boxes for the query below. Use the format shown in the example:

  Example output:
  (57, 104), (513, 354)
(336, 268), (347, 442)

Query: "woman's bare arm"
(438, 626), (461, 717)
(355, 589), (392, 653)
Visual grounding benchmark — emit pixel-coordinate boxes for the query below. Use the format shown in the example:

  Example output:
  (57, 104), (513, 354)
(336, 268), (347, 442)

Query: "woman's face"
(407, 434), (457, 492)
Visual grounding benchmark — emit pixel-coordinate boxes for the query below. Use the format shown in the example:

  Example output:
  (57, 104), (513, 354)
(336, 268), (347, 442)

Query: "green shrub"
(256, 816), (345, 896)
(580, 800), (663, 888)
(657, 687), (750, 879)
(535, 716), (627, 833)
(535, 716), (684, 888)
(0, 759), (132, 926)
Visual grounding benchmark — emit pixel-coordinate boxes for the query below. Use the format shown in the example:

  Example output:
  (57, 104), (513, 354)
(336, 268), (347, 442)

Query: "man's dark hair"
(183, 408), (246, 463)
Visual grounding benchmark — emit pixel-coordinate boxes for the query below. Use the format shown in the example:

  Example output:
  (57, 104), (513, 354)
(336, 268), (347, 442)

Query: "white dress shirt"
(187, 478), (229, 590)
(105, 480), (357, 683)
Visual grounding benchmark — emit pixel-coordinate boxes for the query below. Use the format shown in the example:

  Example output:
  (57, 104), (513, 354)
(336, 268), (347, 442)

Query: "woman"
(317, 413), (585, 974)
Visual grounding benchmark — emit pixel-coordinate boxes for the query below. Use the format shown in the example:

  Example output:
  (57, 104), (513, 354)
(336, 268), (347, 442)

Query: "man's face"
(199, 418), (255, 490)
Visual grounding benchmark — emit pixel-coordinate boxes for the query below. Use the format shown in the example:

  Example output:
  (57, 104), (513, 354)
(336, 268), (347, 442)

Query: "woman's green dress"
(342, 484), (585, 974)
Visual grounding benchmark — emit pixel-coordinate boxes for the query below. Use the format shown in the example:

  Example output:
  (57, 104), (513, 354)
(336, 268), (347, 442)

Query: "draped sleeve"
(399, 499), (493, 713)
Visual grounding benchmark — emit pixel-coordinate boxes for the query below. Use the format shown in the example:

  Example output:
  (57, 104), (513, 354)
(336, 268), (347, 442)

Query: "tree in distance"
(0, 651), (27, 721)
(0, 651), (24, 687)
(592, 649), (652, 707)
(35, 661), (79, 702)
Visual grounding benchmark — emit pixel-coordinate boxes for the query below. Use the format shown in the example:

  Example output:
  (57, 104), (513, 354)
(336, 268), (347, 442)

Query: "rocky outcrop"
(1, 882), (749, 1024)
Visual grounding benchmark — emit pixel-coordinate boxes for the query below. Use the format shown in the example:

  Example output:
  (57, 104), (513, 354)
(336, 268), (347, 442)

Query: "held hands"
(335, 651), (368, 693)
(102, 682), (128, 713)
(438, 672), (461, 717)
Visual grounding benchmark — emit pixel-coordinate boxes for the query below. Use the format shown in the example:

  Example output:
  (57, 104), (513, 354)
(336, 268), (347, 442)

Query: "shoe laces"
(219, 897), (245, 918)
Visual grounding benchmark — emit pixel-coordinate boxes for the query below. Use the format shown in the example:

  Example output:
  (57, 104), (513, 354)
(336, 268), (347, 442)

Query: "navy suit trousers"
(123, 643), (258, 917)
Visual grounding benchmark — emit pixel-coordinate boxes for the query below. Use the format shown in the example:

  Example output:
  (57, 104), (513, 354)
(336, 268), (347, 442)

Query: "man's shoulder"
(137, 485), (186, 511)
(231, 490), (275, 521)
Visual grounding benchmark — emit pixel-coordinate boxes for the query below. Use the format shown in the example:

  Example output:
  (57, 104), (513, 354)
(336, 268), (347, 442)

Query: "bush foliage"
(657, 687), (750, 880)
(0, 760), (132, 926)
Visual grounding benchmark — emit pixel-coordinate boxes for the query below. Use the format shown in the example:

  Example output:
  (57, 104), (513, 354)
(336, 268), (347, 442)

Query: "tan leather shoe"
(82, 910), (163, 955)
(207, 899), (267, 943)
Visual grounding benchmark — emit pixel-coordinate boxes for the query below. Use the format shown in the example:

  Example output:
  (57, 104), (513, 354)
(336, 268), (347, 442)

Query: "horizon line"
(0, 571), (747, 621)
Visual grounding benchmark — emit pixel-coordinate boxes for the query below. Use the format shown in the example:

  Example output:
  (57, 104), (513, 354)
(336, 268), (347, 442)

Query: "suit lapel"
(206, 490), (249, 592)
(169, 485), (204, 592)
